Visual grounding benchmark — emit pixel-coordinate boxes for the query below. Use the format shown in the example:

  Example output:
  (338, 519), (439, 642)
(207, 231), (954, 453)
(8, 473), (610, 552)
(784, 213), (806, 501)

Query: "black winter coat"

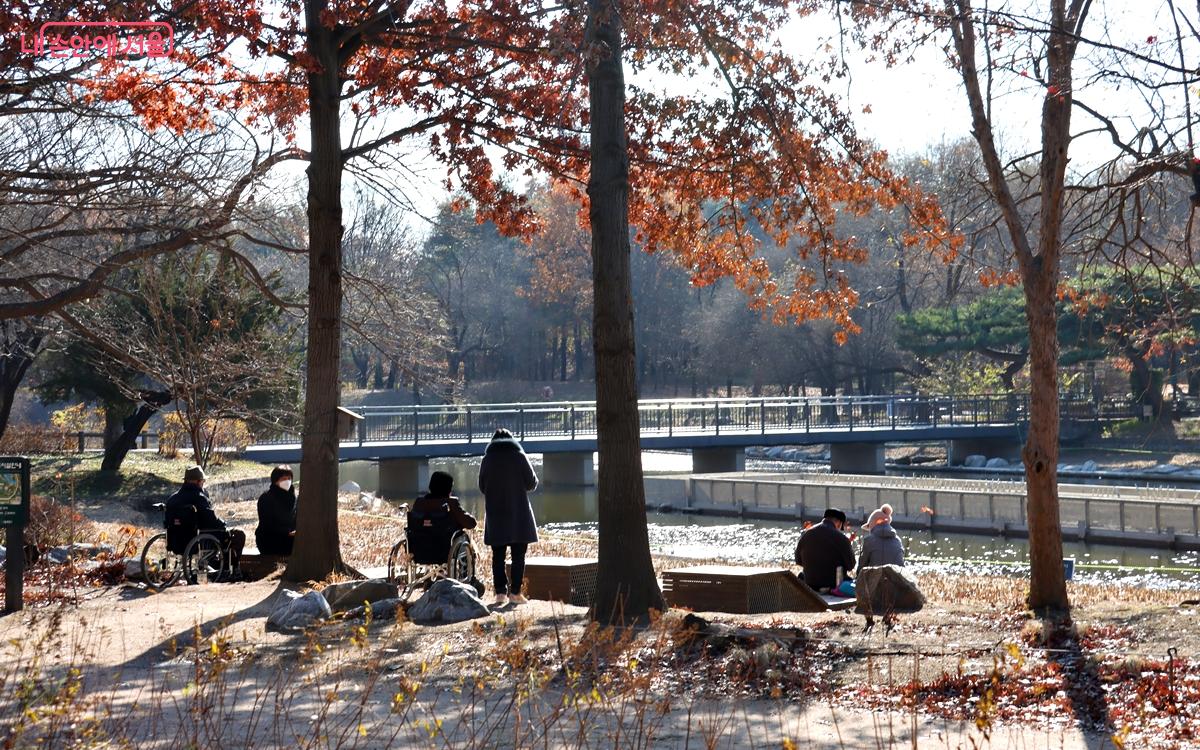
(255, 484), (297, 556)
(165, 483), (226, 554)
(478, 437), (539, 546)
(794, 519), (856, 591)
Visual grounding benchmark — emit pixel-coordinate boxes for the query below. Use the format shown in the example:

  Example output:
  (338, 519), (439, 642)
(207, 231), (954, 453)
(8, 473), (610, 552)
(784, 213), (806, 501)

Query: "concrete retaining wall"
(650, 473), (1200, 551)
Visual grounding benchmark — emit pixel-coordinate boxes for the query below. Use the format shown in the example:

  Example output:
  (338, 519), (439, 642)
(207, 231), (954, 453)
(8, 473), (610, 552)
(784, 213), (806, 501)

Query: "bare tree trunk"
(1023, 267), (1067, 610)
(101, 392), (170, 472)
(286, 2), (349, 581)
(587, 0), (663, 624)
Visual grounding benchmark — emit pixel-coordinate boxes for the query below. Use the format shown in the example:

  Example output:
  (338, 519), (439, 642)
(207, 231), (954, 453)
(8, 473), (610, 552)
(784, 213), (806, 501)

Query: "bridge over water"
(245, 394), (1136, 493)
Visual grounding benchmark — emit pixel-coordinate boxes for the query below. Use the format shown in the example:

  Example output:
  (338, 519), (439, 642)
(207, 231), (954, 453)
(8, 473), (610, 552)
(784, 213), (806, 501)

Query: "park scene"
(2, 0), (1200, 747)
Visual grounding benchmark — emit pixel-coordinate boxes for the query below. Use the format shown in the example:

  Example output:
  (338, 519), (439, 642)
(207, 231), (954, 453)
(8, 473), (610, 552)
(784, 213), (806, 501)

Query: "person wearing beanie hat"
(794, 507), (856, 592)
(255, 465), (297, 556)
(857, 504), (905, 576)
(411, 470), (477, 532)
(164, 464), (245, 576)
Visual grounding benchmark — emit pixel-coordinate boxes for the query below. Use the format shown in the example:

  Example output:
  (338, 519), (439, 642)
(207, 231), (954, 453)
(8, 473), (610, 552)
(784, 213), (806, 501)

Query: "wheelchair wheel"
(387, 539), (414, 590)
(447, 534), (475, 584)
(140, 533), (182, 590)
(183, 533), (228, 585)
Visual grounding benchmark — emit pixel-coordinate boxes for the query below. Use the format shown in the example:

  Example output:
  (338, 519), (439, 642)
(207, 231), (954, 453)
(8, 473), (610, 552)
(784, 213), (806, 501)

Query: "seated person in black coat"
(255, 464), (297, 556)
(165, 465), (245, 568)
(794, 507), (856, 592)
(411, 471), (477, 531)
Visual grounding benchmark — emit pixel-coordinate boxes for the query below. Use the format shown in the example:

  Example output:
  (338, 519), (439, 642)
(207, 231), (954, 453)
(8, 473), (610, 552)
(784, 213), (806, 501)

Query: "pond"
(336, 452), (1200, 590)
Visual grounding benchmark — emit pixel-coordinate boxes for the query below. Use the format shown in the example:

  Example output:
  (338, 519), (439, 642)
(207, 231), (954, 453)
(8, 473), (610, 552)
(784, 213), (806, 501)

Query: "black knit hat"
(428, 470), (454, 497)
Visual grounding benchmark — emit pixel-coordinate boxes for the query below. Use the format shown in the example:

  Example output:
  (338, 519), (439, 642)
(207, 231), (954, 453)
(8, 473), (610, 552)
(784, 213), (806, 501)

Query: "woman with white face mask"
(255, 465), (297, 556)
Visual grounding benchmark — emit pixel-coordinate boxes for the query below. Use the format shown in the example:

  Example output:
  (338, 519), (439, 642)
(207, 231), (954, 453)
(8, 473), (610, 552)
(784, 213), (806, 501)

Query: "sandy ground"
(0, 579), (1136, 749)
(4, 492), (1199, 748)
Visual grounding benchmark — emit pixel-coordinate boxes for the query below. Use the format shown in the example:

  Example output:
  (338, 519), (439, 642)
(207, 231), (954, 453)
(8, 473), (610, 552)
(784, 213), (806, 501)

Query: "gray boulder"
(962, 455), (987, 468)
(122, 557), (144, 581)
(338, 480), (361, 493)
(344, 598), (405, 621)
(855, 565), (925, 617)
(984, 457), (1008, 469)
(321, 579), (400, 613)
(267, 590), (332, 632)
(1081, 460), (1098, 473)
(766, 446), (786, 459)
(45, 543), (116, 564)
(408, 579), (489, 624)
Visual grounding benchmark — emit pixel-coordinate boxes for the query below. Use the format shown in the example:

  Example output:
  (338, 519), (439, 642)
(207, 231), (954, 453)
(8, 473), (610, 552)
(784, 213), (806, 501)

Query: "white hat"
(862, 508), (887, 530)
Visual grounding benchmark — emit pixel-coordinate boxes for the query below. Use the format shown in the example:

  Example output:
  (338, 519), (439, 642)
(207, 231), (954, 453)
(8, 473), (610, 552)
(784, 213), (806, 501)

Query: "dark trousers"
(491, 543), (527, 595)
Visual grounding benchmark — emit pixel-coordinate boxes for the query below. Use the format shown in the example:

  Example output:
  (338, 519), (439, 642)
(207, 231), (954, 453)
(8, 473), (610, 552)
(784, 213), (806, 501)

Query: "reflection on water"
(338, 453), (1200, 590)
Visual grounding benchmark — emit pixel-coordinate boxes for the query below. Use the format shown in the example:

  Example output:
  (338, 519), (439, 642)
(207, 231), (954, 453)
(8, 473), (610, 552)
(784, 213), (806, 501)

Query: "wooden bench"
(239, 552), (288, 581)
(661, 565), (847, 614)
(521, 556), (598, 607)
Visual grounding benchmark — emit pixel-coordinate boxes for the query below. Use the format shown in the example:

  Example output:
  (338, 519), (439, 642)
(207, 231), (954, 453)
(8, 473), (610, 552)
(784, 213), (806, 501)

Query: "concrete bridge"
(244, 394), (1136, 494)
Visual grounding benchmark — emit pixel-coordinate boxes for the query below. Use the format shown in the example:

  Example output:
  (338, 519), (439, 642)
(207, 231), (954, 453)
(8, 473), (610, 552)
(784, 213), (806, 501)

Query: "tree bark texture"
(286, 3), (348, 581)
(101, 392), (170, 472)
(947, 0), (1086, 611)
(586, 0), (664, 623)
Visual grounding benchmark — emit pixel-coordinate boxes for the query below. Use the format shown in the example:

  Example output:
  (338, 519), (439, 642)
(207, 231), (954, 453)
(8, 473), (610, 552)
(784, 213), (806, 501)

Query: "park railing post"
(466, 407), (473, 443)
(520, 408), (526, 441)
(714, 402), (720, 435)
(760, 399), (766, 435)
(668, 403), (674, 437)
(570, 405), (576, 440)
(412, 407), (419, 443)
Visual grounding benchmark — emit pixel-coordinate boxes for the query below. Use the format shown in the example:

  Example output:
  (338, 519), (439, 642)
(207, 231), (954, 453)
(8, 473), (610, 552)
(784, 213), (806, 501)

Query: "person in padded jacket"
(255, 465), (297, 556)
(478, 428), (539, 606)
(856, 504), (906, 576)
(794, 507), (856, 592)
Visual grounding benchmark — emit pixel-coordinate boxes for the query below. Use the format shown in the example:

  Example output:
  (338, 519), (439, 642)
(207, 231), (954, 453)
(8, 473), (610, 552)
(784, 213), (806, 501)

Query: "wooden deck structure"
(522, 556), (598, 607)
(661, 565), (852, 614)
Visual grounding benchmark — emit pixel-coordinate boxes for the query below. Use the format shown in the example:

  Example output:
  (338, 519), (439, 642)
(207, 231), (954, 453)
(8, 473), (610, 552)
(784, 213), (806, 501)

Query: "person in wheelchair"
(405, 471), (482, 594)
(411, 471), (477, 531)
(165, 465), (246, 578)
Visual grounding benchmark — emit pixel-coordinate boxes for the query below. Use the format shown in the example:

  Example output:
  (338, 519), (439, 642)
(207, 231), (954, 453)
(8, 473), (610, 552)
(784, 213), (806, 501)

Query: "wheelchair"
(139, 502), (236, 590)
(387, 503), (477, 599)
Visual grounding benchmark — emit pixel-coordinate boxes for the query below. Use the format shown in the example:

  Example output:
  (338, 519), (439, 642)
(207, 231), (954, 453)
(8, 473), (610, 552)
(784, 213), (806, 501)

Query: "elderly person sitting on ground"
(856, 503), (905, 576)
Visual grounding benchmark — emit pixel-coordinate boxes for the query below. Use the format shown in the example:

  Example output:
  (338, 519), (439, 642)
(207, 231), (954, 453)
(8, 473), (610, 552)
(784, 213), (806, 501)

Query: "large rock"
(339, 480), (361, 494)
(122, 557), (144, 582)
(267, 590), (332, 632)
(44, 543), (116, 565)
(407, 579), (489, 624)
(343, 598), (405, 621)
(321, 579), (400, 613)
(962, 455), (987, 468)
(855, 565), (925, 617)
(984, 457), (1008, 469)
(1081, 460), (1098, 473)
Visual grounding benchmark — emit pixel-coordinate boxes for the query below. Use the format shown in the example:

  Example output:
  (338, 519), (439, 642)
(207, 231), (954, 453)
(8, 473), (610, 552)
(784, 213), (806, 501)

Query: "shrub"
(23, 495), (93, 550)
(157, 412), (254, 465)
(0, 423), (72, 455)
(49, 403), (105, 434)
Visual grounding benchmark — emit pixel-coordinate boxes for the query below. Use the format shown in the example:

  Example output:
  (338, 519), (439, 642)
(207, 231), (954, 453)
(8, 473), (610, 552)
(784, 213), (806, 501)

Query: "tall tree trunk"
(101, 391), (170, 472)
(573, 320), (584, 380)
(1023, 266), (1067, 610)
(559, 325), (568, 382)
(103, 405), (124, 449)
(587, 0), (662, 624)
(286, 5), (348, 581)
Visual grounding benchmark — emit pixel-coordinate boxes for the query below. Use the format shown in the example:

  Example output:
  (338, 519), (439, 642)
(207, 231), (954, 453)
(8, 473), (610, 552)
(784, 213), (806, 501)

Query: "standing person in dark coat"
(478, 428), (539, 606)
(164, 465), (245, 573)
(255, 465), (297, 556)
(794, 508), (856, 592)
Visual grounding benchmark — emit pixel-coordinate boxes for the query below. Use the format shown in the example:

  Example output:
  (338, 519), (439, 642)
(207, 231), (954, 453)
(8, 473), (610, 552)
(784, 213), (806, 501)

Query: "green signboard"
(0, 456), (30, 527)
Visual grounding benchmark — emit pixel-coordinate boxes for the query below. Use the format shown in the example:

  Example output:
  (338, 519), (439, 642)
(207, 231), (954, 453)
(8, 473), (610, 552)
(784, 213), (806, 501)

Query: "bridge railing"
(251, 393), (1139, 446)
